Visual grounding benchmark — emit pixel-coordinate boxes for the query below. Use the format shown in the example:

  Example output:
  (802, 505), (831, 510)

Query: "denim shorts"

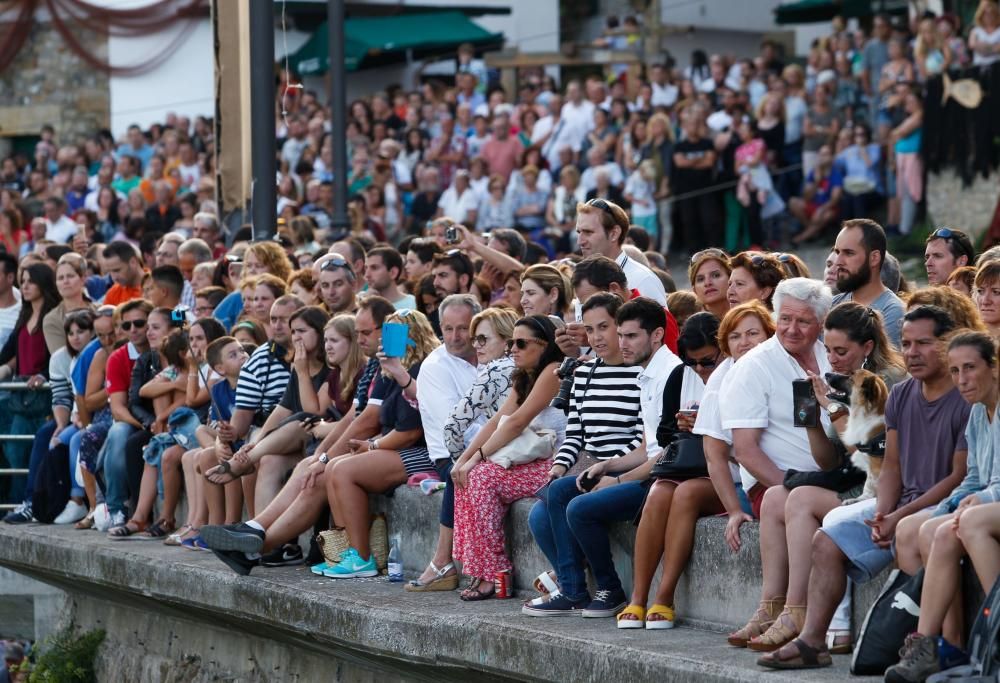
(819, 498), (893, 583)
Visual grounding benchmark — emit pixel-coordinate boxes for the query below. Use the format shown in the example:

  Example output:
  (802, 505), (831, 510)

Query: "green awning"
(290, 11), (503, 74)
(774, 0), (906, 24)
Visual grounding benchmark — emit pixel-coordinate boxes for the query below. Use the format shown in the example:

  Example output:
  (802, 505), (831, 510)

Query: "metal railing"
(0, 380), (50, 511)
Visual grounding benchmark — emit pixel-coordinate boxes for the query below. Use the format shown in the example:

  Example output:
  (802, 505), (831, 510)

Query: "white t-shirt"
(617, 252), (667, 306)
(178, 163), (201, 189)
(719, 335), (832, 492)
(561, 100), (596, 148)
(638, 345), (682, 458)
(580, 162), (625, 192)
(416, 345), (479, 462)
(972, 26), (1000, 66)
(650, 81), (679, 108)
(45, 215), (78, 244)
(0, 299), (22, 349)
(624, 171), (656, 218)
(437, 186), (478, 224)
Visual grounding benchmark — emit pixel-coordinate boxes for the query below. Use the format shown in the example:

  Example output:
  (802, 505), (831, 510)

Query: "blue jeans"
(101, 421), (137, 515)
(69, 428), (85, 498)
(24, 420), (57, 504)
(528, 475), (647, 602)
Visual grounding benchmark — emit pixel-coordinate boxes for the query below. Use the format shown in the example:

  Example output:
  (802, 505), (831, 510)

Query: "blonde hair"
(975, 0), (1000, 27)
(253, 273), (287, 298)
(246, 240), (293, 281)
(647, 112), (675, 142)
(471, 307), (518, 344)
(325, 314), (368, 405)
(755, 91), (786, 122)
(383, 309), (439, 373)
(56, 252), (87, 278)
(906, 285), (986, 332)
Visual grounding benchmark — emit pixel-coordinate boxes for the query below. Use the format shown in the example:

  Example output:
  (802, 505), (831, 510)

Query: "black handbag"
(650, 433), (707, 480)
(783, 461), (867, 493)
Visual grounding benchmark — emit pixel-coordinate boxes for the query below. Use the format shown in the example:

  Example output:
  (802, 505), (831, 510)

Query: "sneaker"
(2, 502), (33, 524)
(53, 500), (88, 525)
(322, 548), (379, 579)
(181, 536), (209, 551)
(885, 633), (939, 683)
(521, 593), (587, 617)
(260, 543), (304, 567)
(310, 561), (331, 576)
(105, 510), (127, 532)
(582, 588), (627, 618)
(211, 548), (260, 576)
(200, 522), (265, 554)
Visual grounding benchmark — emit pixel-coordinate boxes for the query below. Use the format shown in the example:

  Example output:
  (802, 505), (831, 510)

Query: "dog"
(824, 369), (889, 505)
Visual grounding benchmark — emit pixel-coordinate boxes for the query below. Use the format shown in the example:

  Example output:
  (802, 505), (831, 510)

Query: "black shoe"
(3, 502), (33, 524)
(260, 543), (304, 567)
(200, 522), (265, 554)
(211, 549), (260, 576)
(581, 588), (627, 618)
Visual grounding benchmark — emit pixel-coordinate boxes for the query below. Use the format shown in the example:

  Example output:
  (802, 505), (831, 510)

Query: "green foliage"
(21, 627), (105, 683)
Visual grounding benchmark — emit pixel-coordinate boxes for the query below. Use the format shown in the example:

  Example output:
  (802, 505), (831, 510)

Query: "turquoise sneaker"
(322, 548), (379, 579)
(310, 561), (330, 576)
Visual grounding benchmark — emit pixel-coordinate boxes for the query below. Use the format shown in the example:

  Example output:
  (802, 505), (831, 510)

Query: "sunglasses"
(225, 254), (242, 263)
(472, 334), (493, 347)
(690, 248), (728, 264)
(931, 227), (956, 240)
(772, 253), (792, 263)
(683, 355), (719, 369)
(505, 338), (546, 352)
(121, 319), (147, 331)
(749, 254), (776, 267)
(95, 307), (115, 318)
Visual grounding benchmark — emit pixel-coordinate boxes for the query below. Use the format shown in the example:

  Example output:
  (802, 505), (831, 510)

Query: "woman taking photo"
(43, 253), (94, 353)
(520, 264), (572, 319)
(726, 251), (786, 310)
(688, 248), (731, 320)
(451, 314), (567, 599)
(407, 307), (520, 591)
(620, 303), (773, 628)
(735, 302), (904, 654)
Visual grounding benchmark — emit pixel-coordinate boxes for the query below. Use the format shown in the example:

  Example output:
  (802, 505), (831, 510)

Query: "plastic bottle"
(387, 536), (403, 582)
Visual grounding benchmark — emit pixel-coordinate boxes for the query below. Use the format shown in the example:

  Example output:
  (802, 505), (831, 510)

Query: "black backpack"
(32, 443), (71, 524)
(929, 578), (1000, 682)
(852, 568), (925, 675)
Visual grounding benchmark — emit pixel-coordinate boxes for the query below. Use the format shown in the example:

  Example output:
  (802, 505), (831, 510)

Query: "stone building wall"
(0, 20), (110, 144)
(926, 169), (1000, 243)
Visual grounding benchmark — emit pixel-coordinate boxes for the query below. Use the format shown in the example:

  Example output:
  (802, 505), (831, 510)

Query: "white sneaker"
(93, 504), (111, 532)
(53, 500), (88, 525)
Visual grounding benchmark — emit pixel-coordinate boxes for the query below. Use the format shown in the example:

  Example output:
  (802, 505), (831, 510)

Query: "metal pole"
(328, 0), (349, 232)
(249, 1), (276, 241)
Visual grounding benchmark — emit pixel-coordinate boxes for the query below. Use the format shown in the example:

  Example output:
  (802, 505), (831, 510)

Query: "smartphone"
(445, 226), (459, 244)
(578, 471), (599, 492)
(792, 378), (820, 427)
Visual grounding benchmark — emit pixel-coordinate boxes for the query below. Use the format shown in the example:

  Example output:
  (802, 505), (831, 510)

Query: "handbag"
(488, 415), (556, 469)
(650, 433), (707, 480)
(783, 462), (867, 493)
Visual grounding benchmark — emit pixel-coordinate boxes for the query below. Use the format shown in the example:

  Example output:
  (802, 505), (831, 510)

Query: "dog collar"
(855, 431), (886, 456)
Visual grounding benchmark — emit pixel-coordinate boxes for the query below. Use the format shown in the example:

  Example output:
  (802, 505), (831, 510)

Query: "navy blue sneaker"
(582, 588), (627, 618)
(211, 549), (260, 576)
(200, 522), (265, 554)
(521, 593), (587, 617)
(260, 543), (304, 567)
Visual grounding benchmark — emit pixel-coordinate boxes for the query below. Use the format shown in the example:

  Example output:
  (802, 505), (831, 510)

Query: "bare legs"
(783, 487), (841, 606)
(628, 480), (677, 609)
(327, 450), (407, 559)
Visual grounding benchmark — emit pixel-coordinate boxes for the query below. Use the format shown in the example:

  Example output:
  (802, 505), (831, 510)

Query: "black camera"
(170, 307), (187, 327)
(445, 226), (460, 244)
(550, 357), (581, 413)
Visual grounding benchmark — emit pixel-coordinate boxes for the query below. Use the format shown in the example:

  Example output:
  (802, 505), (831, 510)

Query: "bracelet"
(400, 374), (413, 389)
(368, 437), (378, 451)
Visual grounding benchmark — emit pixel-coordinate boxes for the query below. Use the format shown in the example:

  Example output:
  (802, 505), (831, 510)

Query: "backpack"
(852, 568), (925, 675)
(32, 443), (71, 524)
(928, 578), (1000, 682)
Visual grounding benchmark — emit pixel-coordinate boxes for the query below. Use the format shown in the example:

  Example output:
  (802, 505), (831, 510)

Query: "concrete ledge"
(0, 524), (871, 682)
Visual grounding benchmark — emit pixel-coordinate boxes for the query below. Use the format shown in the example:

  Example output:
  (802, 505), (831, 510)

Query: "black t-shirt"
(672, 138), (715, 194)
(410, 192), (441, 228)
(369, 362), (425, 446)
(656, 363), (685, 447)
(278, 366), (329, 414)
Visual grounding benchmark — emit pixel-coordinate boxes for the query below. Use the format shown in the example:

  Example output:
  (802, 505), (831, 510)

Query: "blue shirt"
(210, 379), (238, 423)
(115, 143), (154, 171)
(935, 402), (1000, 515)
(214, 290), (244, 332)
(71, 338), (103, 394)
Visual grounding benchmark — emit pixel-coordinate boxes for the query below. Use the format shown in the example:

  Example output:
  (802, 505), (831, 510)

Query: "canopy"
(290, 11), (503, 74)
(774, 0), (906, 25)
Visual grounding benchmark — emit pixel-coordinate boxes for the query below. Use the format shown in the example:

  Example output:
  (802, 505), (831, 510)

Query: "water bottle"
(387, 536), (403, 582)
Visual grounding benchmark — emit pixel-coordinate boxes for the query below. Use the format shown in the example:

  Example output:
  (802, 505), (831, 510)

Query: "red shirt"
(105, 343), (139, 395)
(18, 326), (48, 376)
(480, 136), (524, 182)
(629, 288), (679, 355)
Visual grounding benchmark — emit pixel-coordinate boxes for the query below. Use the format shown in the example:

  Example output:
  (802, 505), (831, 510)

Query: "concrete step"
(0, 524), (876, 682)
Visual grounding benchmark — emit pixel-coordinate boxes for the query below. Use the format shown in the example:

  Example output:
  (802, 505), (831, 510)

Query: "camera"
(445, 226), (460, 244)
(550, 357), (582, 413)
(169, 307), (187, 327)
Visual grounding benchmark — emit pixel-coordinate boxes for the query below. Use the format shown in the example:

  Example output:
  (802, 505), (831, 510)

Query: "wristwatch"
(317, 453), (329, 464)
(826, 402), (848, 419)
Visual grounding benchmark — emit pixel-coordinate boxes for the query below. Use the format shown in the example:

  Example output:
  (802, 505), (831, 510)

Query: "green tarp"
(290, 11), (503, 74)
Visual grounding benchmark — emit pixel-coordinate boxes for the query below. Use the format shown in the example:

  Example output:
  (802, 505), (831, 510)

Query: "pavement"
(0, 523), (878, 682)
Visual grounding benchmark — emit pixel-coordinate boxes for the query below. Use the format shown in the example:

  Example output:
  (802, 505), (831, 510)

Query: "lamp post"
(249, 1), (276, 240)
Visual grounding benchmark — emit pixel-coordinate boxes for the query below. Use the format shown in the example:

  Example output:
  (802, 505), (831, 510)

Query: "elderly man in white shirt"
(413, 293), (480, 587)
(720, 278), (834, 646)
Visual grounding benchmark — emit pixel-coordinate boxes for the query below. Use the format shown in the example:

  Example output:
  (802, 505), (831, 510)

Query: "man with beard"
(830, 219), (904, 348)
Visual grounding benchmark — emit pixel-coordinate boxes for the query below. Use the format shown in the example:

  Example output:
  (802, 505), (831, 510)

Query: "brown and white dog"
(825, 369), (889, 505)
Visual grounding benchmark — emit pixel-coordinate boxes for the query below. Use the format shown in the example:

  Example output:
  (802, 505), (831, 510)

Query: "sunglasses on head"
(683, 355), (718, 369)
(505, 338), (546, 351)
(931, 227), (956, 240)
(772, 253), (792, 263)
(749, 254), (776, 267)
(121, 319), (146, 331)
(690, 248), (728, 264)
(95, 307), (115, 318)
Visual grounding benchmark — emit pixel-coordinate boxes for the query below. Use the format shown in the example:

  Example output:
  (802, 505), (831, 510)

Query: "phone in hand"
(792, 378), (820, 427)
(578, 471), (600, 492)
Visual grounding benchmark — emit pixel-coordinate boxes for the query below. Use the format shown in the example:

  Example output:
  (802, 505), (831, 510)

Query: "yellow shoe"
(646, 604), (675, 630)
(616, 604), (646, 629)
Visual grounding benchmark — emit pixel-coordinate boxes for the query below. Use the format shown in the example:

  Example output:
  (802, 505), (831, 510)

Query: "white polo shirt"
(720, 335), (832, 492)
(415, 345), (478, 463)
(637, 344), (683, 458)
(617, 252), (667, 306)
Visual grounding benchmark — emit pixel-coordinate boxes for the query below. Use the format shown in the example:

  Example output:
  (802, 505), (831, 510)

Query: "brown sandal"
(757, 637), (832, 670)
(108, 519), (148, 540)
(748, 604), (806, 652)
(727, 597), (785, 647)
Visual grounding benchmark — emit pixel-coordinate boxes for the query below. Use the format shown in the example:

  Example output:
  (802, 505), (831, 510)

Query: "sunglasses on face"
(505, 338), (546, 352)
(683, 355), (719, 369)
(472, 334), (493, 347)
(121, 319), (146, 331)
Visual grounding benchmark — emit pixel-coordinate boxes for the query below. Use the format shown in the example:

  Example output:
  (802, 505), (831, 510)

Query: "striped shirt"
(353, 357), (380, 416)
(553, 359), (644, 470)
(234, 342), (291, 422)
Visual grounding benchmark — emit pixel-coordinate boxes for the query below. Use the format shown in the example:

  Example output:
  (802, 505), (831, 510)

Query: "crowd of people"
(3, 6), (1000, 682)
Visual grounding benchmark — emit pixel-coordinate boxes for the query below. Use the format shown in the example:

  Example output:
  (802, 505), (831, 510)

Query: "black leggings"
(124, 430), (152, 517)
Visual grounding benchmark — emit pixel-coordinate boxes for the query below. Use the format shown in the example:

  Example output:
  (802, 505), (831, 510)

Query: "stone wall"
(926, 169), (1000, 243)
(0, 19), (110, 143)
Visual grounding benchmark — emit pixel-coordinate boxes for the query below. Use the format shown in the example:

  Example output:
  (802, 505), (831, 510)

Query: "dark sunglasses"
(683, 355), (719, 369)
(472, 334), (493, 346)
(95, 306), (115, 318)
(505, 338), (546, 351)
(750, 254), (776, 267)
(931, 227), (955, 240)
(121, 319), (147, 331)
(772, 253), (792, 263)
